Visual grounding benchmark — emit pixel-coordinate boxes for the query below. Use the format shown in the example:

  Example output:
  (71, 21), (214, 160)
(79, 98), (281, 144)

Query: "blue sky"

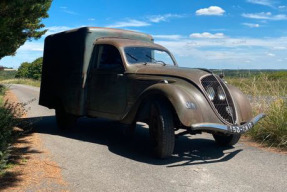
(1, 0), (287, 69)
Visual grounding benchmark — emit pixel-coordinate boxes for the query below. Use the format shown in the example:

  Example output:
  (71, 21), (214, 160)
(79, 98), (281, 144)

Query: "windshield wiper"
(145, 55), (166, 66)
(126, 53), (138, 61)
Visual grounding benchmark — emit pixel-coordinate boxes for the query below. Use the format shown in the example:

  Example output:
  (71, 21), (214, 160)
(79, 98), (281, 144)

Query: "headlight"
(217, 86), (226, 100)
(206, 86), (215, 101)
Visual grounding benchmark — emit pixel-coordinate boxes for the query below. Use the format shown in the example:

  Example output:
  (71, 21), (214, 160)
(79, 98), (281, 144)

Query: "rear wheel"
(55, 105), (77, 130)
(213, 133), (241, 146)
(149, 99), (175, 159)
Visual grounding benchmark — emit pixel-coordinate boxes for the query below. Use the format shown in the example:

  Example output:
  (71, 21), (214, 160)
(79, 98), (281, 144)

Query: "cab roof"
(94, 37), (168, 51)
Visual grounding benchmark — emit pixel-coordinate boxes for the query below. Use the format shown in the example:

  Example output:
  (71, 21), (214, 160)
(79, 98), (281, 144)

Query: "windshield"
(124, 47), (175, 66)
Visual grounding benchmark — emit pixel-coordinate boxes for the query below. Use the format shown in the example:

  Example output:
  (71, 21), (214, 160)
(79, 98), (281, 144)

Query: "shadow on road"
(0, 131), (42, 191)
(19, 116), (242, 166)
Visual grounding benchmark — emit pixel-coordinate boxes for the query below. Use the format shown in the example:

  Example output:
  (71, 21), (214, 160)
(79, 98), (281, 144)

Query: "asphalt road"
(9, 84), (287, 192)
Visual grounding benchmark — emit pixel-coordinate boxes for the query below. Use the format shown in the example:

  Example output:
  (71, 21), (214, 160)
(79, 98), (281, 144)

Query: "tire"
(213, 133), (241, 146)
(149, 99), (175, 159)
(55, 105), (77, 130)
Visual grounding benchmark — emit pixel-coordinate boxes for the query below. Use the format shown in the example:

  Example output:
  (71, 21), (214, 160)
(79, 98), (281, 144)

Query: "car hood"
(133, 66), (211, 85)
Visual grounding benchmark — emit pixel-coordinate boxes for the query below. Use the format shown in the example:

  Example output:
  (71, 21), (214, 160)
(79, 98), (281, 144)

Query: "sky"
(1, 0), (287, 69)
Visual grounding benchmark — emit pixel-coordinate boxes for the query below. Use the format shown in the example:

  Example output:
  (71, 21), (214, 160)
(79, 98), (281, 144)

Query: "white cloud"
(246, 0), (276, 8)
(0, 41), (44, 68)
(88, 18), (95, 21)
(156, 36), (287, 57)
(196, 6), (225, 16)
(267, 53), (275, 56)
(242, 12), (287, 20)
(153, 35), (183, 40)
(279, 5), (286, 9)
(60, 7), (79, 15)
(190, 32), (226, 39)
(148, 14), (184, 23)
(273, 46), (287, 50)
(156, 37), (287, 69)
(45, 26), (72, 36)
(107, 19), (150, 28)
(242, 23), (260, 28)
(18, 42), (44, 52)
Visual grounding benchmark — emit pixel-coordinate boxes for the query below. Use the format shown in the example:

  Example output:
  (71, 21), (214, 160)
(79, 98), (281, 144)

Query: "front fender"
(227, 84), (253, 123)
(122, 82), (220, 127)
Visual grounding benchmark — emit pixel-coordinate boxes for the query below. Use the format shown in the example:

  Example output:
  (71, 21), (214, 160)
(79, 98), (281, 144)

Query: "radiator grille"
(201, 75), (236, 124)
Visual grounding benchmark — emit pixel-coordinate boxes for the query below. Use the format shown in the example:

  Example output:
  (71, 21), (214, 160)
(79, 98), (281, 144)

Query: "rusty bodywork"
(39, 27), (264, 158)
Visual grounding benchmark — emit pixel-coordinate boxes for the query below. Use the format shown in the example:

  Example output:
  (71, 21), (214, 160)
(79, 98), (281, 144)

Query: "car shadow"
(19, 116), (242, 166)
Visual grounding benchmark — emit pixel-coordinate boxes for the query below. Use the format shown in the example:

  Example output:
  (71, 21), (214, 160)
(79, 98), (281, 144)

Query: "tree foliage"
(0, 0), (52, 59)
(15, 57), (42, 80)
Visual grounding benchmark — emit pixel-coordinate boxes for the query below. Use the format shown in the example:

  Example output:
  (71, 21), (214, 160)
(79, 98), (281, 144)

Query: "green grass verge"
(0, 85), (5, 106)
(0, 71), (17, 81)
(0, 78), (40, 87)
(249, 98), (287, 149)
(226, 74), (287, 150)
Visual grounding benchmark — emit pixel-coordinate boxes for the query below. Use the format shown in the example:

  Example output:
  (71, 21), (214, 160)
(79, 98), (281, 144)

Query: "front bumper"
(191, 113), (265, 134)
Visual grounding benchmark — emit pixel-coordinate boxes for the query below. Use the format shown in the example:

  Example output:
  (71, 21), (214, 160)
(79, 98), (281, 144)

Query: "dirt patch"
(0, 90), (69, 191)
(241, 135), (287, 155)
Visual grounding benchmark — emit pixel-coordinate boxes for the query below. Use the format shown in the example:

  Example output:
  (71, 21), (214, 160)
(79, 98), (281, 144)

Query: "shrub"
(227, 73), (287, 150)
(0, 86), (26, 171)
(0, 71), (17, 81)
(249, 98), (287, 149)
(15, 57), (42, 80)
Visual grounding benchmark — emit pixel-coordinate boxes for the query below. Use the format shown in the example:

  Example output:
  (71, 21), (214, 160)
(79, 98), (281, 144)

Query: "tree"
(15, 57), (43, 80)
(0, 0), (52, 60)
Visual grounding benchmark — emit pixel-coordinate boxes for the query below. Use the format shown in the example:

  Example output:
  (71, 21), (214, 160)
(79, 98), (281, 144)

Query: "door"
(87, 44), (127, 116)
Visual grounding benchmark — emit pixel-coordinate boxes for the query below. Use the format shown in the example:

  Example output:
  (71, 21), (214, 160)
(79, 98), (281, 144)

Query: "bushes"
(0, 85), (5, 105)
(265, 71), (287, 81)
(0, 86), (25, 171)
(15, 57), (42, 80)
(0, 71), (17, 81)
(227, 74), (287, 150)
(249, 98), (287, 149)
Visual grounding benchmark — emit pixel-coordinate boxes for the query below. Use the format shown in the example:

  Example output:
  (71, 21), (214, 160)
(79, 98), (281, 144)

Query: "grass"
(0, 85), (5, 106)
(0, 71), (17, 81)
(226, 75), (287, 97)
(0, 78), (40, 87)
(226, 73), (287, 150)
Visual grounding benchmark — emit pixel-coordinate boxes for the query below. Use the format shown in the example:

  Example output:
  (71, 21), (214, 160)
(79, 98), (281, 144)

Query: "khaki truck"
(39, 27), (264, 158)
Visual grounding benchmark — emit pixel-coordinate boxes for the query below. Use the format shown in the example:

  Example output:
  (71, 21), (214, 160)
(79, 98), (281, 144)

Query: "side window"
(95, 44), (123, 70)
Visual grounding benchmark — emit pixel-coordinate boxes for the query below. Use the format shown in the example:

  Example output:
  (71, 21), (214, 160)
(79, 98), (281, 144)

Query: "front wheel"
(55, 105), (77, 130)
(213, 133), (241, 146)
(149, 99), (175, 159)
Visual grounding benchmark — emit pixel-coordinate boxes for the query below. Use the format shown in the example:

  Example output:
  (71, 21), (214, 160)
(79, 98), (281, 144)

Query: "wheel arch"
(121, 83), (205, 127)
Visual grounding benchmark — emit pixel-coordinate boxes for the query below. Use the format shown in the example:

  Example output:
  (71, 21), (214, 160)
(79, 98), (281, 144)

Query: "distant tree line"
(15, 57), (42, 80)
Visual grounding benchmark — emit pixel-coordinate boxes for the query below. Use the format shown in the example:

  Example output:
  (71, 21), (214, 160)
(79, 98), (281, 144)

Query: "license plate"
(227, 122), (254, 134)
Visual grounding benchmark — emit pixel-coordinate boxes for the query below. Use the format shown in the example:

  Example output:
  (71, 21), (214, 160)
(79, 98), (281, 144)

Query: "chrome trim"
(191, 113), (265, 134)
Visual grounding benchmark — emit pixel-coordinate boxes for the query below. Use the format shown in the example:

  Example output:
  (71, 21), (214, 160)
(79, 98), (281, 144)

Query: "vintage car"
(40, 27), (265, 158)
